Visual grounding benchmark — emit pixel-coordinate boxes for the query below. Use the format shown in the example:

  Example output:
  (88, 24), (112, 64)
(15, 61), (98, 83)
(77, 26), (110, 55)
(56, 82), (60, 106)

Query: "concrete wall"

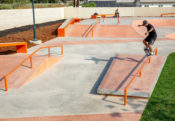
(1, 7), (175, 31)
(64, 7), (134, 18)
(0, 8), (64, 31)
(64, 7), (175, 18)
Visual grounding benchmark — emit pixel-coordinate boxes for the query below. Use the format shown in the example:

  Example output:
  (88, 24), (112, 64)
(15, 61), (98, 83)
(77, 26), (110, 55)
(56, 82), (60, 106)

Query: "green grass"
(140, 52), (175, 121)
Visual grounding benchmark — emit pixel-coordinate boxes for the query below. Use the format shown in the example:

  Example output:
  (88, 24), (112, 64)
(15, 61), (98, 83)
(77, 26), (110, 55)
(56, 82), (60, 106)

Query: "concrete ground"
(0, 17), (175, 120)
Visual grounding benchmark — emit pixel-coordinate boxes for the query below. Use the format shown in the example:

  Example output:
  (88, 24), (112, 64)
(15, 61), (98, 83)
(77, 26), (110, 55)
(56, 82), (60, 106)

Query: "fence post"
(148, 57), (151, 63)
(48, 47), (50, 57)
(124, 89), (127, 105)
(98, 18), (100, 24)
(61, 45), (63, 55)
(4, 76), (8, 91)
(30, 56), (33, 69)
(139, 71), (142, 77)
(155, 48), (158, 55)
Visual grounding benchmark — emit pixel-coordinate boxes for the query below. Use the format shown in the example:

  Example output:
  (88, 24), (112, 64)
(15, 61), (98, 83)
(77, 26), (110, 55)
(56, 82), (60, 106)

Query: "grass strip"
(140, 52), (175, 121)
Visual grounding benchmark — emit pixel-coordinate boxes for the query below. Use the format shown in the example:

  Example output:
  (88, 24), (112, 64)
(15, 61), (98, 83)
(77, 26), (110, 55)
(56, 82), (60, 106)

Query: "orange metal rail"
(124, 48), (157, 105)
(91, 14), (120, 24)
(161, 13), (175, 17)
(4, 45), (63, 92)
(91, 21), (98, 38)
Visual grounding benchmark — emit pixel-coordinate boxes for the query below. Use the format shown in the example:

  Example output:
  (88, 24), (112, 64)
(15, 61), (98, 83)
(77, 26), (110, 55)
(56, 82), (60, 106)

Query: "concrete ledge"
(97, 54), (166, 98)
(58, 18), (81, 37)
(59, 18), (74, 29)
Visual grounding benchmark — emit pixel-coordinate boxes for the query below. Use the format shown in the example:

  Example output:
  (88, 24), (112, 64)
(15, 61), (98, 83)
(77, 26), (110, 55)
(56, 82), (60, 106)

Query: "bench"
(0, 42), (27, 53)
(58, 18), (81, 37)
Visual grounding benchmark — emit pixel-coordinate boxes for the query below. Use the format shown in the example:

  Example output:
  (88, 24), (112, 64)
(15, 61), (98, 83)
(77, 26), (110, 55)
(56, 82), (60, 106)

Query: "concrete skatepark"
(0, 16), (175, 121)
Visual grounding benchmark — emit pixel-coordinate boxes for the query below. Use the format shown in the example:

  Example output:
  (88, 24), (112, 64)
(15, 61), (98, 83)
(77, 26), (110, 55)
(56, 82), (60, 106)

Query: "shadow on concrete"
(21, 64), (31, 69)
(0, 77), (6, 91)
(0, 88), (6, 91)
(110, 112), (121, 117)
(0, 50), (16, 55)
(81, 24), (94, 37)
(115, 56), (141, 62)
(0, 77), (4, 82)
(103, 95), (123, 105)
(115, 55), (146, 91)
(89, 56), (115, 94)
(85, 57), (109, 64)
(118, 97), (147, 112)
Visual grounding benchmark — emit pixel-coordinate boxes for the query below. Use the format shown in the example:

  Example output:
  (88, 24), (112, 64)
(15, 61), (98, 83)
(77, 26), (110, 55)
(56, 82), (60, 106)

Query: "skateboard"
(144, 47), (151, 56)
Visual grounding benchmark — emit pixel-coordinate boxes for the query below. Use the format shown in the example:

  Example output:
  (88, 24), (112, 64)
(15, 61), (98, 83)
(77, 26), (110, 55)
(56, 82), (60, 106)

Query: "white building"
(141, 0), (175, 7)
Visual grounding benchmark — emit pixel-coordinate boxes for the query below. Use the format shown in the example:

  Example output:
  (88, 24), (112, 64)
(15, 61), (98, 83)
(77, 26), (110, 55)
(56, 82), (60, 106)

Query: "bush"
(1, 0), (30, 4)
(82, 2), (96, 7)
(0, 4), (13, 9)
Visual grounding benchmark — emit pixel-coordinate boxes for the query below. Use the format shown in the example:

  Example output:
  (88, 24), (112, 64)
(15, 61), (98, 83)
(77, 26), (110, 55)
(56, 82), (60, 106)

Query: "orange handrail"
(4, 45), (63, 92)
(124, 57), (151, 105)
(161, 13), (175, 17)
(92, 21), (98, 38)
(124, 48), (157, 105)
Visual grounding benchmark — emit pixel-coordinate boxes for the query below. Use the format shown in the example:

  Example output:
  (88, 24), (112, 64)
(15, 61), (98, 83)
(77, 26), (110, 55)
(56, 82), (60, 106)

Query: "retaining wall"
(0, 8), (64, 31)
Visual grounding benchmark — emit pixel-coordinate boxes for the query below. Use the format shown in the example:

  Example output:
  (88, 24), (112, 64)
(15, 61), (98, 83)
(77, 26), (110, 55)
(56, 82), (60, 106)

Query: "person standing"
(115, 9), (119, 18)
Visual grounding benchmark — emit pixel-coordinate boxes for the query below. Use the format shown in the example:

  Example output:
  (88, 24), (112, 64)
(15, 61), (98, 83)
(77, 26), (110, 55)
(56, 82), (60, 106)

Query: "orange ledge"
(0, 42), (27, 53)
(58, 18), (81, 37)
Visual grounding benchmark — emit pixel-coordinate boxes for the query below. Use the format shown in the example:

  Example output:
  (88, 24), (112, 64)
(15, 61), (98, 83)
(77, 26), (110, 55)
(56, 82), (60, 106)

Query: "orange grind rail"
(0, 42), (27, 53)
(161, 13), (175, 17)
(3, 45), (63, 92)
(91, 14), (115, 19)
(124, 48), (158, 105)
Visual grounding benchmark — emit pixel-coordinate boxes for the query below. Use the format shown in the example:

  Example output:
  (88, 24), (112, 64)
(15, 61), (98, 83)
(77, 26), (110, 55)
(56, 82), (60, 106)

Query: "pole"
(30, 0), (41, 44)
(32, 0), (37, 41)
(77, 0), (79, 7)
(73, 0), (76, 7)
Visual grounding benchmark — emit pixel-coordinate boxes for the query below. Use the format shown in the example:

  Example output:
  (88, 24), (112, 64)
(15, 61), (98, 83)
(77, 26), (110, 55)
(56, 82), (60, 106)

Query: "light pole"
(29, 0), (42, 44)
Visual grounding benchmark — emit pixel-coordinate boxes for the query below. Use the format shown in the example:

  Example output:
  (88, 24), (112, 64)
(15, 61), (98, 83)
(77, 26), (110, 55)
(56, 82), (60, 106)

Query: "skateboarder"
(138, 20), (157, 56)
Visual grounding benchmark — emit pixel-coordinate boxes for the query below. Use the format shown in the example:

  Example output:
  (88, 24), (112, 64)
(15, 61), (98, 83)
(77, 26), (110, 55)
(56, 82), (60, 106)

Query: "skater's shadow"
(88, 56), (115, 94)
(85, 57), (110, 64)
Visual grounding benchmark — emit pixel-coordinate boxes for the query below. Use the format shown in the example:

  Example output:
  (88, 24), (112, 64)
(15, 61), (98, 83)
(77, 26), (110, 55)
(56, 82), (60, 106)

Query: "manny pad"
(0, 16), (175, 121)
(97, 54), (166, 98)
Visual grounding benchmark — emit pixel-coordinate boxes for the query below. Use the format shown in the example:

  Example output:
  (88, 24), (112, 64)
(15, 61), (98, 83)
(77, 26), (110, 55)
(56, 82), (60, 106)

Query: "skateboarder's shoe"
(147, 52), (154, 56)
